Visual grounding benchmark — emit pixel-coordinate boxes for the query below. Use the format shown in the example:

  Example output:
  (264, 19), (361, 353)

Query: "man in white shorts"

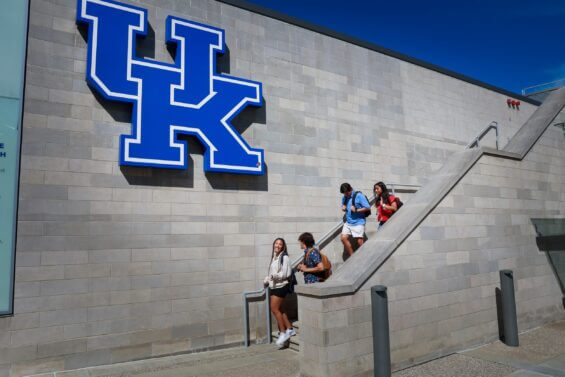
(340, 182), (371, 256)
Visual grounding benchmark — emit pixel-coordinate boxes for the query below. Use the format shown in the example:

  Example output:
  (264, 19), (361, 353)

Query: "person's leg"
(352, 225), (365, 249)
(281, 310), (292, 330)
(278, 288), (293, 332)
(341, 224), (354, 256)
(270, 295), (288, 333)
(284, 310), (296, 337)
(341, 233), (354, 256)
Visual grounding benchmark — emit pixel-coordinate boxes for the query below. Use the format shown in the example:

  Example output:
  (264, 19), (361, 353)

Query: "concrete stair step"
(271, 321), (300, 352)
(271, 332), (299, 352)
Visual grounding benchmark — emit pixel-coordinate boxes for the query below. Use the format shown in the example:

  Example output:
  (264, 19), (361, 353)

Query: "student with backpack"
(263, 238), (296, 347)
(340, 182), (371, 256)
(374, 181), (401, 229)
(296, 232), (331, 284)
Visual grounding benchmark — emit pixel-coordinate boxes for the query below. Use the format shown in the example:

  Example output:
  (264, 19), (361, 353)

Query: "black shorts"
(271, 284), (290, 298)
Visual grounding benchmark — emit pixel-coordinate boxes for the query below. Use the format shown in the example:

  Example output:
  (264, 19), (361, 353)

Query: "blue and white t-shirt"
(341, 191), (371, 226)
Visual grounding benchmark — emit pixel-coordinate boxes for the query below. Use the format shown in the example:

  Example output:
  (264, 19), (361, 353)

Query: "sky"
(243, 0), (565, 96)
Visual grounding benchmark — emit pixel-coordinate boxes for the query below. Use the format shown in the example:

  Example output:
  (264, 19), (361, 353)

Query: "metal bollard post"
(265, 287), (272, 344)
(371, 285), (391, 377)
(499, 270), (519, 346)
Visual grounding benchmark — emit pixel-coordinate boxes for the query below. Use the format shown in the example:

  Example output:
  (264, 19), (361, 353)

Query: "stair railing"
(242, 183), (419, 347)
(388, 183), (421, 196)
(466, 121), (499, 150)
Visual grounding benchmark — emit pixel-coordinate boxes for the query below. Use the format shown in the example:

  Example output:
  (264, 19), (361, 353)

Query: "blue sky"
(243, 0), (565, 95)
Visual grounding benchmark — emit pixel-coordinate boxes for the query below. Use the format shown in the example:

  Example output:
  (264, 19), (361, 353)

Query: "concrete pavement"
(26, 345), (299, 377)
(394, 320), (565, 377)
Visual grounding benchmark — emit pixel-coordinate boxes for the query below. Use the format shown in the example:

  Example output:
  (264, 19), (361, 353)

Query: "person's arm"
(355, 203), (370, 214)
(353, 194), (371, 214)
(303, 262), (324, 273)
(271, 255), (290, 281)
(264, 264), (271, 285)
(300, 251), (323, 273)
(382, 197), (398, 212)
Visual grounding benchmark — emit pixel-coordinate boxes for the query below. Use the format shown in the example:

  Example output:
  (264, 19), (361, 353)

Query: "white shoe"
(286, 328), (296, 337)
(275, 331), (291, 346)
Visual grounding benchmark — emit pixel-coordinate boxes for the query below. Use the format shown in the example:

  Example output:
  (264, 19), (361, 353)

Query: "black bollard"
(371, 285), (391, 377)
(499, 270), (519, 346)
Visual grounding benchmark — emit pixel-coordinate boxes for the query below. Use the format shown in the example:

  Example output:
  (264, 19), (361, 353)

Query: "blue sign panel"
(77, 0), (265, 174)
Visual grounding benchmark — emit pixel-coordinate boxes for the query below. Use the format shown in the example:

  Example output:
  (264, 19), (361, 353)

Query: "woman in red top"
(374, 182), (397, 229)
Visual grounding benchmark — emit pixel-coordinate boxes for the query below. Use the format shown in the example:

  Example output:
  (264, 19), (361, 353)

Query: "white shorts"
(342, 223), (365, 238)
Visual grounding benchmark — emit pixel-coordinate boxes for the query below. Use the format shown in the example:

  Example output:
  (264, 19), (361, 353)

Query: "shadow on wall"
(78, 21), (269, 191)
(531, 218), (565, 309)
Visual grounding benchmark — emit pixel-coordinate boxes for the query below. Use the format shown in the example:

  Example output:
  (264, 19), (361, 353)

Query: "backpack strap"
(304, 247), (318, 265)
(304, 247), (312, 264)
(351, 191), (359, 209)
(381, 193), (393, 206)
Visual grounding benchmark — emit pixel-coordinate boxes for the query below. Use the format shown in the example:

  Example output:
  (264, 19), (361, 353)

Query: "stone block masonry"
(1, 0), (556, 375)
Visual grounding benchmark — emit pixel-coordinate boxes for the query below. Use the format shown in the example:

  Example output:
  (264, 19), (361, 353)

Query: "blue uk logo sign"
(77, 0), (265, 175)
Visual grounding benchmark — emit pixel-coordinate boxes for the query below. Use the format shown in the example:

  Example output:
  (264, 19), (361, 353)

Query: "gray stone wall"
(1, 0), (550, 375)
(297, 122), (565, 377)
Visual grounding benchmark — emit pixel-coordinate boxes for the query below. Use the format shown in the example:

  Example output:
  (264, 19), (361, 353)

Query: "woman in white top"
(263, 238), (295, 347)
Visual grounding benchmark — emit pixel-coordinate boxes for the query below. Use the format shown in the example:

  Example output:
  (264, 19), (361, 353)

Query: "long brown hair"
(268, 238), (288, 273)
(374, 181), (391, 205)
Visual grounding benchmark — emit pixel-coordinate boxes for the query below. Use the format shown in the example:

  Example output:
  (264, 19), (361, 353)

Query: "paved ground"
(28, 320), (565, 377)
(393, 320), (565, 377)
(27, 345), (299, 377)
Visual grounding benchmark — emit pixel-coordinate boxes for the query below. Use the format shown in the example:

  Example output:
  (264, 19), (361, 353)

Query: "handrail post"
(265, 286), (272, 344)
(243, 293), (250, 347)
(466, 121), (499, 149)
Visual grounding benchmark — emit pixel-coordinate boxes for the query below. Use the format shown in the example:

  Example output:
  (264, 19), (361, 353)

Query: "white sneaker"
(286, 328), (296, 337)
(275, 331), (291, 346)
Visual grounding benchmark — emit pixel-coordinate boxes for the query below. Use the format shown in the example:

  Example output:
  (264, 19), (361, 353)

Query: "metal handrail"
(522, 79), (565, 96)
(241, 183), (420, 347)
(465, 121), (499, 150)
(242, 287), (271, 347)
(387, 183), (421, 196)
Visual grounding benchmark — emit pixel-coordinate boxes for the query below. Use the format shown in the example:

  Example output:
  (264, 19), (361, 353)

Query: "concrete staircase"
(297, 86), (565, 298)
(271, 321), (300, 352)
